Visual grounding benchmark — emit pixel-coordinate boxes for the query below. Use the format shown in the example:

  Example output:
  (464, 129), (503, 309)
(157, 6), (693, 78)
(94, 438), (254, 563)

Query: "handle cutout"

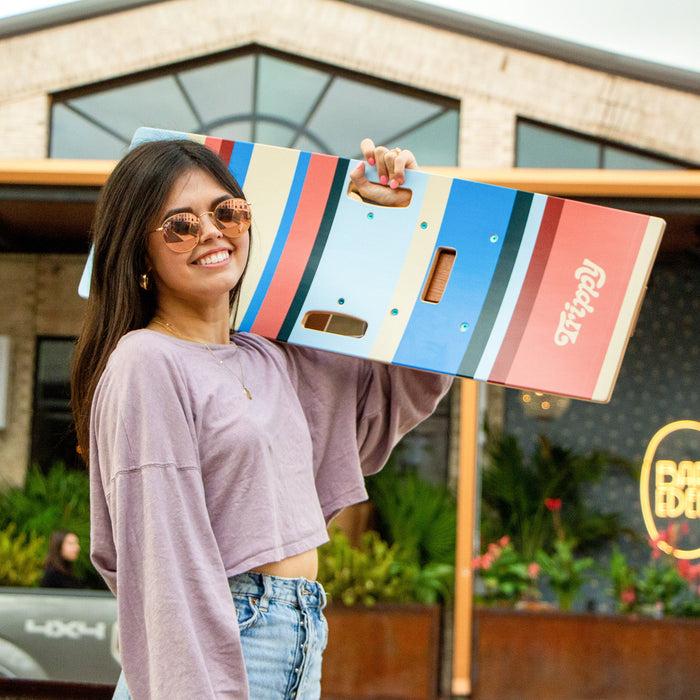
(346, 182), (412, 208)
(302, 311), (368, 338)
(422, 247), (456, 304)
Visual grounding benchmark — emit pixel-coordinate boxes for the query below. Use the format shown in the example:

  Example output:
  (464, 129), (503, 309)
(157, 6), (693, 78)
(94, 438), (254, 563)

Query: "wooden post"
(451, 378), (480, 696)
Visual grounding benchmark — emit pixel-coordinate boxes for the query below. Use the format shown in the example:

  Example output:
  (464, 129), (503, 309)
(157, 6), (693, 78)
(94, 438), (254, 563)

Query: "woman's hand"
(348, 138), (418, 208)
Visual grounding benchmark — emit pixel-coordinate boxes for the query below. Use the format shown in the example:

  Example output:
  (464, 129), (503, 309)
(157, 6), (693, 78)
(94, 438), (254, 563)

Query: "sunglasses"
(152, 197), (251, 253)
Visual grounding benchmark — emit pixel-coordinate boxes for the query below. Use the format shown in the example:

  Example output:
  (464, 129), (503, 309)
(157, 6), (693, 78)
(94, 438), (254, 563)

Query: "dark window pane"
(516, 121), (599, 168)
(603, 147), (680, 170)
(31, 338), (80, 472)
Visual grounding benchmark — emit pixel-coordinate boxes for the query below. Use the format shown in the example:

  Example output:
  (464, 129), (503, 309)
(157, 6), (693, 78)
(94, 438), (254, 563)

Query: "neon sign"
(640, 420), (700, 559)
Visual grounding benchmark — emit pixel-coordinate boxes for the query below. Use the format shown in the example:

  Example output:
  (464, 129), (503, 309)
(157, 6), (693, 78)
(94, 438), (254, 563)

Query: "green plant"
(535, 498), (595, 611)
(610, 547), (688, 616)
(536, 539), (595, 611)
(318, 528), (453, 606)
(366, 455), (457, 569)
(636, 563), (687, 615)
(609, 546), (640, 614)
(609, 525), (700, 617)
(472, 536), (540, 606)
(480, 424), (633, 559)
(0, 524), (45, 587)
(0, 462), (99, 585)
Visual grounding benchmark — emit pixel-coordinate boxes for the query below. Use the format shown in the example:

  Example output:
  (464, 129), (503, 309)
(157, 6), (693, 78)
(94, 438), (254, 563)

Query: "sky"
(1, 0), (698, 74)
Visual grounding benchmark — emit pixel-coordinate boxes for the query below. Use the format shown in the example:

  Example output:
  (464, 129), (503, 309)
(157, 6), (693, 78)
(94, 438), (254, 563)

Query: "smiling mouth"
(195, 250), (231, 266)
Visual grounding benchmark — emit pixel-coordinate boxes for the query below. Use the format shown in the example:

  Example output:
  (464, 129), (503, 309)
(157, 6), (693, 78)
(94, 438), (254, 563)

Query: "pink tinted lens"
(162, 213), (199, 252)
(214, 199), (251, 236)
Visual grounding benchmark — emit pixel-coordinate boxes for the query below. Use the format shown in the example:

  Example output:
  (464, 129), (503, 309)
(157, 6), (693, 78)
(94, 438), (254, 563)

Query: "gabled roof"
(1, 0), (698, 95)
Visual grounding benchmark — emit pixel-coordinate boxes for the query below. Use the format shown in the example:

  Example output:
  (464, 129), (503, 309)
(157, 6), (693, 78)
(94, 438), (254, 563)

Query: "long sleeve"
(88, 329), (451, 697)
(89, 344), (248, 699)
(280, 343), (453, 521)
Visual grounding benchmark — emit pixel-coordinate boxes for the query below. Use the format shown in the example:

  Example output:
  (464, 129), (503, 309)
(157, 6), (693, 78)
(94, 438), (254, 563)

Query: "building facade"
(0, 0), (698, 517)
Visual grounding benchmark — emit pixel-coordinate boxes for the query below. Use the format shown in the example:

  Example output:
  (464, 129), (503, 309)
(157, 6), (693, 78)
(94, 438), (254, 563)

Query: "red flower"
(480, 552), (494, 570)
(472, 552), (494, 570)
(677, 559), (691, 579)
(677, 559), (700, 583)
(545, 498), (562, 512)
(620, 587), (636, 604)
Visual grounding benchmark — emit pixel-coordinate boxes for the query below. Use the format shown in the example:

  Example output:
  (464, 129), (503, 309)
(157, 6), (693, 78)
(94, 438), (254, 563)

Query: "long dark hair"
(44, 530), (75, 575)
(71, 139), (248, 462)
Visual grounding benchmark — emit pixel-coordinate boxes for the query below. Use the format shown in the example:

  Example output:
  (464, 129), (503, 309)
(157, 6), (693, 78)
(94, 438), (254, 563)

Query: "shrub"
(0, 524), (45, 587)
(480, 425), (635, 559)
(318, 528), (453, 606)
(473, 536), (540, 606)
(0, 462), (99, 586)
(367, 456), (457, 569)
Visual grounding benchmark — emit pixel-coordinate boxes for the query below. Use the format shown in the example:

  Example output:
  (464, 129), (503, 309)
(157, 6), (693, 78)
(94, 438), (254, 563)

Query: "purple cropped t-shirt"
(89, 329), (452, 699)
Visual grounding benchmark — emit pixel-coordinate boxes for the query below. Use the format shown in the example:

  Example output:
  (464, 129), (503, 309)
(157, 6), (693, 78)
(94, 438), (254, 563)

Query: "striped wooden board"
(81, 127), (665, 402)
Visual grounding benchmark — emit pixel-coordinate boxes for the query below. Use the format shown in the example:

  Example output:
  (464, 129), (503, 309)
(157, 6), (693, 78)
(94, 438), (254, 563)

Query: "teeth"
(197, 250), (230, 266)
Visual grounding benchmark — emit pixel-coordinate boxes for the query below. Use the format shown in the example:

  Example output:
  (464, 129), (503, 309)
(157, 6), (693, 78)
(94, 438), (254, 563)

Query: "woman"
(40, 530), (82, 588)
(71, 136), (451, 699)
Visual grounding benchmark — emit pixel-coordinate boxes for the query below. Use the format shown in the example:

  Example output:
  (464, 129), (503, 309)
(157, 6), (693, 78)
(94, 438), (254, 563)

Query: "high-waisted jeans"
(112, 572), (328, 699)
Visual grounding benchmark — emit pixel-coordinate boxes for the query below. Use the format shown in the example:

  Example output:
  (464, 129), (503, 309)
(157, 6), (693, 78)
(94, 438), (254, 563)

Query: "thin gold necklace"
(151, 316), (252, 400)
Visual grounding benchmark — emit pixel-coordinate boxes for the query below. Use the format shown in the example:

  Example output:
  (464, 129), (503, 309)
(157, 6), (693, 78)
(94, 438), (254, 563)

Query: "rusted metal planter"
(322, 603), (442, 699)
(472, 607), (700, 699)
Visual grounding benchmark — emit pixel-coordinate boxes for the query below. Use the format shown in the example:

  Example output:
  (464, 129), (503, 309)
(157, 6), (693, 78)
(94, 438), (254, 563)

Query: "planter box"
(472, 607), (700, 699)
(322, 603), (441, 699)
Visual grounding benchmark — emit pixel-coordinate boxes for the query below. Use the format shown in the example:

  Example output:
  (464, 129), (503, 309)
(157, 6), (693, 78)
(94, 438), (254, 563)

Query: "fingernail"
(368, 157), (376, 166)
(390, 179), (398, 189)
(380, 175), (388, 186)
(397, 177), (404, 186)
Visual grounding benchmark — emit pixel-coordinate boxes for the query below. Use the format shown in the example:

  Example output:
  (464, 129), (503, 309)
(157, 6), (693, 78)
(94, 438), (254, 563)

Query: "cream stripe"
(369, 176), (453, 362)
(592, 216), (665, 401)
(236, 144), (301, 320)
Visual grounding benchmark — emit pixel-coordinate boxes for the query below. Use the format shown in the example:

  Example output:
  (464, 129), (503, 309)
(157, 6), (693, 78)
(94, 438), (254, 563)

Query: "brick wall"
(0, 0), (698, 163)
(0, 0), (698, 479)
(0, 255), (86, 486)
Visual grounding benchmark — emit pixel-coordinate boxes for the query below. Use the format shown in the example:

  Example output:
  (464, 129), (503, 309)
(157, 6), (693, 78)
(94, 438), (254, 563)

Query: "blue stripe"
(393, 180), (516, 374)
(457, 190), (533, 377)
(238, 151), (310, 331)
(228, 141), (255, 188)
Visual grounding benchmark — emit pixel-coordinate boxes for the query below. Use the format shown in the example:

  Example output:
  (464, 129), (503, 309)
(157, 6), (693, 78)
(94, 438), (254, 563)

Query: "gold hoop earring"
(139, 272), (151, 291)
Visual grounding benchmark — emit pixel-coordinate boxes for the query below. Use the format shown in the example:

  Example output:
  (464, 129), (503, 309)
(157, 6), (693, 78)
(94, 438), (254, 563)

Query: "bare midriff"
(250, 547), (318, 580)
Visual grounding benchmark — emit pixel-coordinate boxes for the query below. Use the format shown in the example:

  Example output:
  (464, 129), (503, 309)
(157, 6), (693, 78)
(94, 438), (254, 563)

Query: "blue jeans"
(112, 572), (328, 699)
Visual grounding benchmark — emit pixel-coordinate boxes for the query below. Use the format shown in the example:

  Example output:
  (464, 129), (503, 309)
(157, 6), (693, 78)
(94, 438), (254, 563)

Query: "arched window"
(50, 46), (459, 165)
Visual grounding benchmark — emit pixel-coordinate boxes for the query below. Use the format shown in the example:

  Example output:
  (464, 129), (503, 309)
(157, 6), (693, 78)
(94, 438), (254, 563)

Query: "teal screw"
(391, 308), (399, 316)
(460, 322), (469, 332)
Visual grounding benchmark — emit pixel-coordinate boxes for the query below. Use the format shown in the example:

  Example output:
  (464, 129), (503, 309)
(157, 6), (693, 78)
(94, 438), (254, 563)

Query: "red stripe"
(504, 200), (648, 399)
(204, 136), (234, 166)
(250, 154), (340, 337)
(489, 196), (564, 383)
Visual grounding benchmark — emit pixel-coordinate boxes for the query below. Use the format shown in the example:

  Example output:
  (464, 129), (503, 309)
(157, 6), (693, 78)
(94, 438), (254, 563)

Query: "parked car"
(0, 587), (120, 684)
